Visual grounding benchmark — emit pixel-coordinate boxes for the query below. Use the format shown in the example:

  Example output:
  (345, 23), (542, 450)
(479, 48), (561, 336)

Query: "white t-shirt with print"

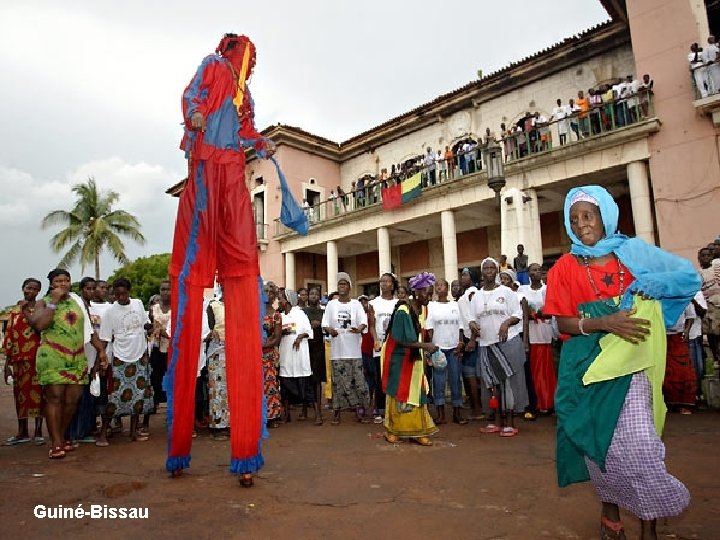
(370, 296), (397, 357)
(99, 299), (148, 363)
(89, 301), (113, 361)
(687, 291), (708, 340)
(470, 285), (523, 346)
(457, 286), (478, 337)
(426, 300), (461, 349)
(321, 298), (367, 359)
(517, 284), (554, 344)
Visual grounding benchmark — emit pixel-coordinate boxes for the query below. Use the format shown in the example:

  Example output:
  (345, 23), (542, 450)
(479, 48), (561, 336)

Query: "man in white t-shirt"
(321, 272), (369, 424)
(425, 278), (465, 425)
(683, 290), (707, 403)
(551, 98), (568, 145)
(96, 278), (153, 446)
(368, 273), (398, 422)
(89, 280), (116, 435)
(457, 268), (481, 419)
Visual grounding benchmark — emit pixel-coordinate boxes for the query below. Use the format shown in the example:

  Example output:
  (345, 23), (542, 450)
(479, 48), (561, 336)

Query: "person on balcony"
(551, 99), (569, 146)
(702, 35), (720, 95)
(689, 43), (708, 98)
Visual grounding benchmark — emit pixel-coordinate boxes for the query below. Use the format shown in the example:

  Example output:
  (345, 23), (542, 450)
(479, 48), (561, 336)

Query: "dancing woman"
(545, 185), (699, 539)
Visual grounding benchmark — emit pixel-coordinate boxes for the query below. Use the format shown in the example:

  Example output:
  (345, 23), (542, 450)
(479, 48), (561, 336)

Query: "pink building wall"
(627, 0), (720, 261)
(247, 145), (340, 286)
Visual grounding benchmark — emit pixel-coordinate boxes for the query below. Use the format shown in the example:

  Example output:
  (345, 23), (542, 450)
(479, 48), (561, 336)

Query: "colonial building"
(169, 0), (720, 296)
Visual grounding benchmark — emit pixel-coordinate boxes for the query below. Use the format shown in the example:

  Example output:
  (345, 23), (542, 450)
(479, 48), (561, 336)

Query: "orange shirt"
(576, 97), (589, 118)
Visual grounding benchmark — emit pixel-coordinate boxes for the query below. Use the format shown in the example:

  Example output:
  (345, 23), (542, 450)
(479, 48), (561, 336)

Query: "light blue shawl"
(564, 185), (700, 327)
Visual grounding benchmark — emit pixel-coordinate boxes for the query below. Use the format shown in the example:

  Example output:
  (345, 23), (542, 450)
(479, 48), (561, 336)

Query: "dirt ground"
(0, 383), (718, 540)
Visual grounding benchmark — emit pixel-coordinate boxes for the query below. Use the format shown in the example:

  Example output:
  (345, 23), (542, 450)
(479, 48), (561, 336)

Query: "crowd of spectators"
(689, 35), (720, 98)
(301, 75), (654, 221)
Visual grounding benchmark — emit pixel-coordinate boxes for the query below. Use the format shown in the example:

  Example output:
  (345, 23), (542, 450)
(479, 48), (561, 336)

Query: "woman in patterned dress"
(262, 281), (282, 427)
(29, 269), (108, 459)
(207, 294), (230, 439)
(545, 186), (698, 540)
(2, 278), (45, 445)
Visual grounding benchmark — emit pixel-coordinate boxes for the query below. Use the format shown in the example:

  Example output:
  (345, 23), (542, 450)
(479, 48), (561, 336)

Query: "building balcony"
(274, 100), (660, 242)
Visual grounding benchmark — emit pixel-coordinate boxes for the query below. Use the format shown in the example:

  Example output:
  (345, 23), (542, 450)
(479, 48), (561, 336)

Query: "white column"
(377, 227), (392, 276)
(627, 161), (655, 244)
(440, 210), (458, 283)
(500, 187), (543, 265)
(326, 240), (338, 290)
(284, 251), (296, 290)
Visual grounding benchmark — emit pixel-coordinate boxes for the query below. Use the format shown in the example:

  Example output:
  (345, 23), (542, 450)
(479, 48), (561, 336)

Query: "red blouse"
(544, 253), (635, 318)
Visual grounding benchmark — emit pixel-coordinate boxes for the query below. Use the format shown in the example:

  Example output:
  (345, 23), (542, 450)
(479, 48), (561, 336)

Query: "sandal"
(63, 440), (76, 452)
(133, 433), (150, 442)
(523, 411), (537, 421)
(499, 427), (519, 437)
(413, 436), (433, 446)
(600, 516), (626, 540)
(479, 424), (501, 434)
(384, 432), (399, 444)
(239, 474), (254, 488)
(48, 446), (66, 459)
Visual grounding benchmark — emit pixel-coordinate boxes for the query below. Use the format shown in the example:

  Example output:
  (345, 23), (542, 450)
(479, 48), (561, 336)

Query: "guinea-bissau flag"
(381, 172), (422, 210)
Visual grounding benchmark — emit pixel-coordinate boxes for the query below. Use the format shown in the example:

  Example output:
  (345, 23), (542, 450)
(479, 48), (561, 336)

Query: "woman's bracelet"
(578, 317), (590, 336)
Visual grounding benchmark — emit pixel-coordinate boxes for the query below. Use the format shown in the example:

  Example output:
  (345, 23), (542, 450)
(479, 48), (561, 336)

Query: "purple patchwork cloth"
(586, 372), (690, 520)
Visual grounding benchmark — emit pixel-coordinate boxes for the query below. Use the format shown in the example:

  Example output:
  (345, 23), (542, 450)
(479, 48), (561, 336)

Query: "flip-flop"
(3, 436), (31, 446)
(499, 427), (519, 437)
(95, 440), (110, 447)
(34, 436), (46, 446)
(479, 424), (501, 434)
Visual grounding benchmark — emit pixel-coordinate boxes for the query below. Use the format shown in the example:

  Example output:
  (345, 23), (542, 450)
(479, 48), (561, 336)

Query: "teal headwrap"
(564, 185), (700, 327)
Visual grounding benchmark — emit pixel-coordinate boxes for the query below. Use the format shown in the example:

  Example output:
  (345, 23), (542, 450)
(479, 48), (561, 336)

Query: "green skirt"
(36, 341), (88, 386)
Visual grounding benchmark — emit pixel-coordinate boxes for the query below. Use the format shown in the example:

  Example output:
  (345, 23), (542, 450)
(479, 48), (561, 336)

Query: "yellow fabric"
(232, 45), (251, 112)
(384, 396), (437, 438)
(323, 340), (332, 400)
(582, 296), (668, 435)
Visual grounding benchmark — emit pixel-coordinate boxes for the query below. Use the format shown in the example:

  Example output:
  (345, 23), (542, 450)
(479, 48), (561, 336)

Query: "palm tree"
(42, 177), (146, 279)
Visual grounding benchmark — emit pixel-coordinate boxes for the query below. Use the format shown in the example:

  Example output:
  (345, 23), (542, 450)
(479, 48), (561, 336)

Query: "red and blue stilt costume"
(166, 35), (269, 476)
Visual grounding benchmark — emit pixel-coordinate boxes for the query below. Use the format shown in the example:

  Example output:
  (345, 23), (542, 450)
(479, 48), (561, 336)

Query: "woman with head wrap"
(2, 278), (45, 445)
(321, 272), (370, 424)
(381, 272), (438, 445)
(277, 289), (314, 422)
(29, 269), (108, 459)
(544, 185), (699, 539)
(469, 258), (528, 437)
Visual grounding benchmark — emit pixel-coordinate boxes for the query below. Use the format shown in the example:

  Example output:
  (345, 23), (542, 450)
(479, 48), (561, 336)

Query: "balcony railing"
(690, 61), (720, 100)
(274, 93), (655, 237)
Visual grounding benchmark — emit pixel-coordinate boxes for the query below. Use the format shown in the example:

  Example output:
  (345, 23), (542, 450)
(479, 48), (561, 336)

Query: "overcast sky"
(0, 0), (609, 306)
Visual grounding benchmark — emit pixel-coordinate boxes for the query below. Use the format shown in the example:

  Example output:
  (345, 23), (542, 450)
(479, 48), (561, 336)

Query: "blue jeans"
(688, 336), (704, 398)
(362, 353), (377, 398)
(432, 348), (463, 407)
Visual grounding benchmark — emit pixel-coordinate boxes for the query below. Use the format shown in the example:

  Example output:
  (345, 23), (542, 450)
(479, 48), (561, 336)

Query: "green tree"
(41, 177), (146, 280)
(107, 253), (171, 306)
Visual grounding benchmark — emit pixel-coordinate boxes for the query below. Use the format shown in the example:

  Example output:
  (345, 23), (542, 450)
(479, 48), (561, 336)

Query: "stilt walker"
(165, 33), (307, 486)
